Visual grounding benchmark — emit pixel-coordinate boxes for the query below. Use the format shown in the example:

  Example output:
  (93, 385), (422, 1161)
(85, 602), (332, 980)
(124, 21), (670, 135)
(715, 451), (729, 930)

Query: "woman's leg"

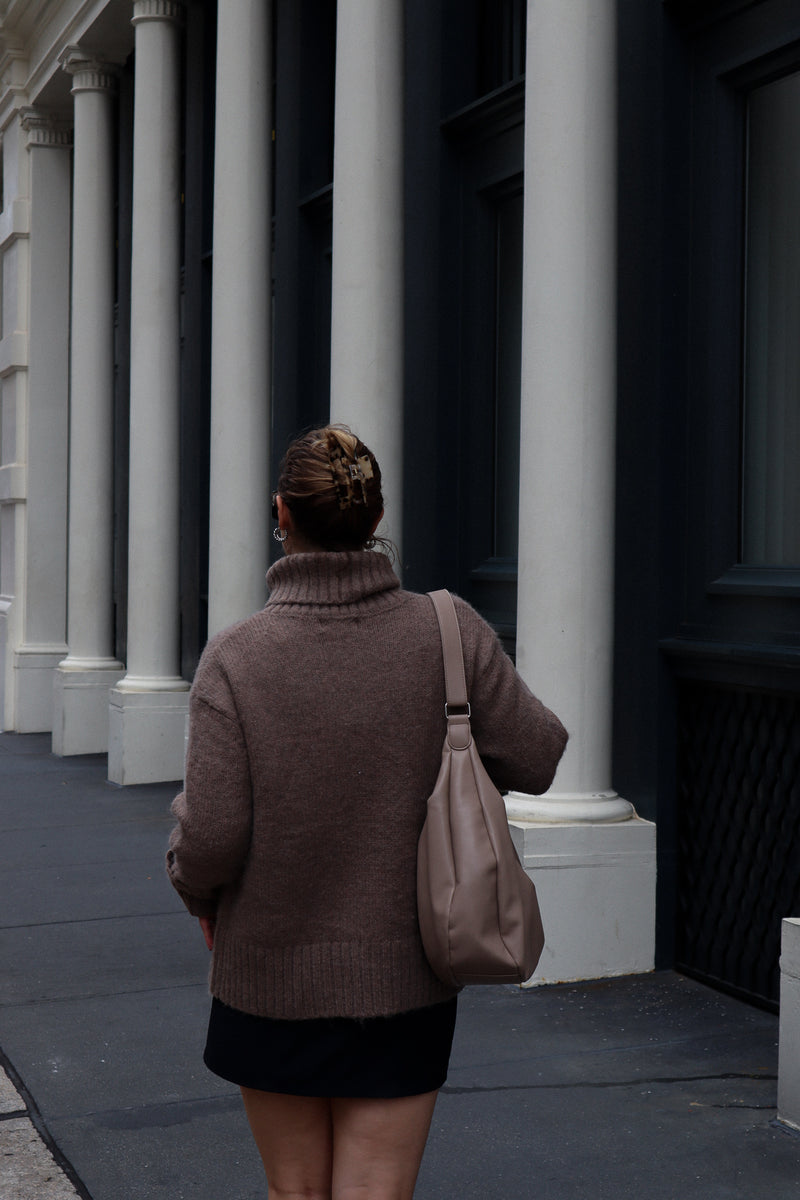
(330, 1090), (439, 1200)
(240, 1087), (334, 1200)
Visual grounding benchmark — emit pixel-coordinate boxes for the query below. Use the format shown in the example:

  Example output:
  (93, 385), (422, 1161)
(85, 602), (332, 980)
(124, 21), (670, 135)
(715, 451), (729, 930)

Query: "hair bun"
(276, 424), (385, 553)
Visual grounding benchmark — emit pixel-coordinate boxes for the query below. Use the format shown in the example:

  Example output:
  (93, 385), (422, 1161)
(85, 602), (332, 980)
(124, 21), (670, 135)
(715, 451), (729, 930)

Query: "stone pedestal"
(778, 918), (800, 1130)
(53, 663), (123, 757)
(108, 687), (188, 785)
(13, 647), (67, 732)
(509, 816), (656, 985)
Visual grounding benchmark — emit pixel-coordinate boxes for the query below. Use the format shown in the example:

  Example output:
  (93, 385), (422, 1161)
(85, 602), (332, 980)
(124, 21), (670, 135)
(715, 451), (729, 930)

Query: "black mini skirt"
(203, 995), (458, 1099)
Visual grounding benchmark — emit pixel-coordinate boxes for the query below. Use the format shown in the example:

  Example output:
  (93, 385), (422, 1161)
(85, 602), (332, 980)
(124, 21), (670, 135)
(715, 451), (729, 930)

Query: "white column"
(8, 110), (72, 731)
(207, 0), (271, 637)
(109, 0), (188, 785)
(510, 0), (655, 984)
(329, 0), (404, 555)
(54, 50), (124, 756)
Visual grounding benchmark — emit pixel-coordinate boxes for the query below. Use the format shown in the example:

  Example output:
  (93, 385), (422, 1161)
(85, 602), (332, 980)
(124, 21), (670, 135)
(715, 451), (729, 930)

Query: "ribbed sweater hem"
(209, 935), (458, 1020)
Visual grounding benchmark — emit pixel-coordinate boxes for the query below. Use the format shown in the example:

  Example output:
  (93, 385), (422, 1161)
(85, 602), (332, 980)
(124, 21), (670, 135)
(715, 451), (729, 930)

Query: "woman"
(167, 425), (567, 1199)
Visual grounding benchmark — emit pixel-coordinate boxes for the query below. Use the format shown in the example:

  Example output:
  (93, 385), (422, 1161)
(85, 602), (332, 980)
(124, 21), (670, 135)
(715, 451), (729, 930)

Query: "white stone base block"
(13, 647), (68, 732)
(108, 687), (189, 785)
(509, 816), (657, 985)
(52, 665), (123, 756)
(0, 609), (8, 731)
(778, 917), (800, 1130)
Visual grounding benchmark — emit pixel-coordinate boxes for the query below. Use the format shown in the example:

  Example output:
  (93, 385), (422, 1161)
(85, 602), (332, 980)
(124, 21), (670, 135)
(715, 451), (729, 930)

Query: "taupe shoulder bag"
(416, 589), (545, 987)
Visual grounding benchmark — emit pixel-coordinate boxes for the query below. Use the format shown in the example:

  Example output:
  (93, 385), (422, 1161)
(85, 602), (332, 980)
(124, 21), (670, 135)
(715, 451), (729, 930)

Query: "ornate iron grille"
(676, 680), (800, 1009)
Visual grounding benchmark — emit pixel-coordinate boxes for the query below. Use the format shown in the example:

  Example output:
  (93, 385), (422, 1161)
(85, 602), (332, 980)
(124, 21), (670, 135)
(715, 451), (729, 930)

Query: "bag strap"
(427, 590), (469, 712)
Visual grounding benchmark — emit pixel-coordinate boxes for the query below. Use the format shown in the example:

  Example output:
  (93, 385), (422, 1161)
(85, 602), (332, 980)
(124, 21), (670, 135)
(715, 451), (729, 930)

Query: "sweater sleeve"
(453, 596), (568, 795)
(166, 648), (254, 918)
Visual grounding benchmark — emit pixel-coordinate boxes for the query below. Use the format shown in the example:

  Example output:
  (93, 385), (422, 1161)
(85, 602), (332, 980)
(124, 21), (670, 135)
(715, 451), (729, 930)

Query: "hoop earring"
(273, 526), (288, 544)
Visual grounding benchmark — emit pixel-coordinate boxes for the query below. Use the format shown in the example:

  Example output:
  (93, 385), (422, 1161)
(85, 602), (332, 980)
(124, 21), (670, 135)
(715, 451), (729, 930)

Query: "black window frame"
(272, 0), (336, 488)
(667, 4), (800, 681)
(439, 81), (525, 647)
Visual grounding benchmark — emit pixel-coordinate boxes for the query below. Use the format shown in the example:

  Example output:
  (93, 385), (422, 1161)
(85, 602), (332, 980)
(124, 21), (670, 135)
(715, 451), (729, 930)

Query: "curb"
(0, 1051), (91, 1200)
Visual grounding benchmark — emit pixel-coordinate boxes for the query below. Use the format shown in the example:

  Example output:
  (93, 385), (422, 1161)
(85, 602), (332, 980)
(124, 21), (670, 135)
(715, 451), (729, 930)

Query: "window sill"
(707, 565), (800, 597)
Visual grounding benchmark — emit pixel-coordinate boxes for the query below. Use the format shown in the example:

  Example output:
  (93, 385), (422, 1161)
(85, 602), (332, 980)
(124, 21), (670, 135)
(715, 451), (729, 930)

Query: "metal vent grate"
(676, 681), (800, 1009)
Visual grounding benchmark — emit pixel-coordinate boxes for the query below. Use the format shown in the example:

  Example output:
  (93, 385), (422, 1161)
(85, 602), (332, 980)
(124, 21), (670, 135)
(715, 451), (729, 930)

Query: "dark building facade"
(0, 0), (798, 1002)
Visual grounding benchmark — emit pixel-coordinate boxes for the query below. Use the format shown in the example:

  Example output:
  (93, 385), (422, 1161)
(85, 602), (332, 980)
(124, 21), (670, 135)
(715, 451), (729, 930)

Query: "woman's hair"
(276, 425), (389, 553)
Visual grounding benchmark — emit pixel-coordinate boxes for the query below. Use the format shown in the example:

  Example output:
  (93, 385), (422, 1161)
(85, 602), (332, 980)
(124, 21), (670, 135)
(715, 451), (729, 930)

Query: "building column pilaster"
(54, 49), (124, 755)
(206, 0), (272, 637)
(109, 0), (188, 784)
(7, 109), (72, 731)
(329, 0), (404, 555)
(511, 0), (655, 983)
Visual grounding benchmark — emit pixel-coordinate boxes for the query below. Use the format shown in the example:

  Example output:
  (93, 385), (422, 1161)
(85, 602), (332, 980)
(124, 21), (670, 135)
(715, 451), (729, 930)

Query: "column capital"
(59, 45), (119, 94)
(19, 107), (72, 150)
(131, 0), (185, 25)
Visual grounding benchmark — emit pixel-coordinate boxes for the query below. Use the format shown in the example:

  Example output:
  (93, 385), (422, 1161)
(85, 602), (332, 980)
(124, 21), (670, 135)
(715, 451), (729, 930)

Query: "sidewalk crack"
(442, 1071), (777, 1095)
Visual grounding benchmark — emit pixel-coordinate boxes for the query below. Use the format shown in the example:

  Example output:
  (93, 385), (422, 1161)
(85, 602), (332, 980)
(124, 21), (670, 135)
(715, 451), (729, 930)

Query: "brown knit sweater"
(167, 551), (567, 1020)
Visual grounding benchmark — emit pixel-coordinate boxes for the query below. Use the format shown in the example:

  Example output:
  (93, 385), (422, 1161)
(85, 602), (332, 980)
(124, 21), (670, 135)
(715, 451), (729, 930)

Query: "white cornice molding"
(1, 3), (134, 116)
(0, 34), (27, 92)
(0, 0), (53, 42)
(19, 105), (72, 148)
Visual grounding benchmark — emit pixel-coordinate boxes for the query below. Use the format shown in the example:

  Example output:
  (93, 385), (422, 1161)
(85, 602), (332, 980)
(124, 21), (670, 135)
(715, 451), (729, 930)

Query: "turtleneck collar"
(265, 551), (400, 610)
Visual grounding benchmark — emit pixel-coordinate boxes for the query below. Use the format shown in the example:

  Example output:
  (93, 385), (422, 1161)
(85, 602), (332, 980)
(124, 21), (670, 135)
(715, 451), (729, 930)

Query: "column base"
(505, 789), (635, 823)
(778, 918), (800, 1131)
(108, 685), (189, 785)
(53, 660), (124, 756)
(508, 813), (656, 985)
(12, 645), (69, 732)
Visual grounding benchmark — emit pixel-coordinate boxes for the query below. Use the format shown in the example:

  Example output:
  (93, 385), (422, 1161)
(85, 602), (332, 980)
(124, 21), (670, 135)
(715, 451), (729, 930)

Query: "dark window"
(440, 90), (524, 645)
(492, 187), (523, 561)
(661, 1), (800, 1008)
(741, 69), (800, 566)
(477, 0), (526, 96)
(272, 0), (336, 481)
(404, 0), (524, 646)
(666, 14), (800, 638)
(179, 0), (216, 679)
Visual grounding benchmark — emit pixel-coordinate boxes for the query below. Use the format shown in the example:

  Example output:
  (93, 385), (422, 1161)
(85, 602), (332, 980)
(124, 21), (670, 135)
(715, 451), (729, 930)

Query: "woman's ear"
(276, 495), (294, 532)
(369, 508), (384, 537)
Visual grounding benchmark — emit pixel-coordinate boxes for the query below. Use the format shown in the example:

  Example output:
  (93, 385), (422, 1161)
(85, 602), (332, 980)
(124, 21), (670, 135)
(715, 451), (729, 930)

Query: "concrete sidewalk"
(2, 729), (799, 1198)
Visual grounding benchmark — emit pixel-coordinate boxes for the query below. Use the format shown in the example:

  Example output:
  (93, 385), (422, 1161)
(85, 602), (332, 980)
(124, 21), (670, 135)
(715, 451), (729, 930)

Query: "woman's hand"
(199, 916), (216, 951)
